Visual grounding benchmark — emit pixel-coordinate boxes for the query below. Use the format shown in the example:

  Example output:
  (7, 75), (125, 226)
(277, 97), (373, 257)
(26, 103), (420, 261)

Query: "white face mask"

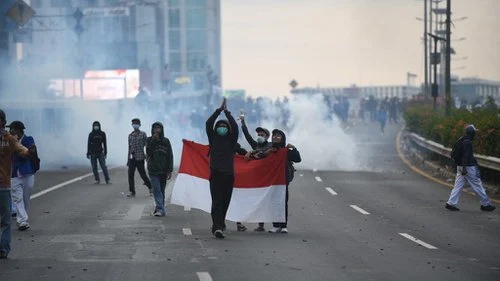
(93, 126), (100, 131)
(256, 136), (266, 144)
(132, 124), (140, 130)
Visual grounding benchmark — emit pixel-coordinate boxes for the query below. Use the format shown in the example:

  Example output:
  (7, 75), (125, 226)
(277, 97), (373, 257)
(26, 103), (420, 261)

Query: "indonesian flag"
(171, 140), (287, 222)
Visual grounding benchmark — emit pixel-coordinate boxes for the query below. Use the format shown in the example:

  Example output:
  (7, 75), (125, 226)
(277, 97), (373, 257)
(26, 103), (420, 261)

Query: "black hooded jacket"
(87, 121), (107, 156)
(146, 122), (174, 176)
(259, 129), (301, 184)
(206, 108), (239, 174)
(459, 132), (478, 167)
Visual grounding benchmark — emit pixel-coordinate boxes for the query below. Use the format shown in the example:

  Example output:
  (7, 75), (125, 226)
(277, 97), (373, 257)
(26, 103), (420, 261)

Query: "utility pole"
(445, 0), (451, 116)
(424, 0), (429, 98)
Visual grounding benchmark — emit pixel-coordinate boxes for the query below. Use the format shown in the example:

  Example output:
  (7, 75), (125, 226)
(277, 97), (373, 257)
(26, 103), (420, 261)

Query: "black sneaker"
(106, 180), (111, 185)
(214, 230), (225, 239)
(127, 192), (136, 197)
(445, 203), (460, 211)
(94, 180), (100, 185)
(254, 225), (265, 232)
(480, 205), (496, 212)
(237, 224), (247, 232)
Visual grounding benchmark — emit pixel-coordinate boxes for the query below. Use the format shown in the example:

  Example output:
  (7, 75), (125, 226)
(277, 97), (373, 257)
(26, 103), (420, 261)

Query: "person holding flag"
(206, 98), (239, 239)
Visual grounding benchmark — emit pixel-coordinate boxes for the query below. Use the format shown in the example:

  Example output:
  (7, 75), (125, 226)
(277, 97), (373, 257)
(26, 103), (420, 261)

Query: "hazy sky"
(221, 0), (500, 98)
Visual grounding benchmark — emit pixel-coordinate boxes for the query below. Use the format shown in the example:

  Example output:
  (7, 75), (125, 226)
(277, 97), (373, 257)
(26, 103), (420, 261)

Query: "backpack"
(30, 145), (41, 172)
(450, 137), (464, 165)
(287, 160), (296, 183)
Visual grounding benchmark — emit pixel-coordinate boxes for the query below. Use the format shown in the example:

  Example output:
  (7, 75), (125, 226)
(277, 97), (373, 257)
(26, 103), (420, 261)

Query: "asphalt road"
(1, 122), (499, 281)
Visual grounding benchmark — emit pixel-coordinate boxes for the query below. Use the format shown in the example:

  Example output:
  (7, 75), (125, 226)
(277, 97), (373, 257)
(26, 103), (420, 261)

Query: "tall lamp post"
(445, 0), (452, 116)
(428, 33), (446, 111)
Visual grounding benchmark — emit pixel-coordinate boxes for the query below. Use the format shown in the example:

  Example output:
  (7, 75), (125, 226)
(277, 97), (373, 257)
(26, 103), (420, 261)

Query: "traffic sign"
(6, 0), (35, 27)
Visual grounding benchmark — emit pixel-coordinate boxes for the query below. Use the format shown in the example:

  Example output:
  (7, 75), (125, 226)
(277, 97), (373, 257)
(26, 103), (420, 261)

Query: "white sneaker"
(153, 211), (162, 217)
(268, 227), (282, 233)
(280, 228), (288, 234)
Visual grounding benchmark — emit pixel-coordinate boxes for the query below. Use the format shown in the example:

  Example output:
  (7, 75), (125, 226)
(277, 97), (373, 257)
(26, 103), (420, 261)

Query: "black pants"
(90, 154), (110, 182)
(209, 170), (234, 233)
(128, 159), (152, 194)
(273, 186), (289, 228)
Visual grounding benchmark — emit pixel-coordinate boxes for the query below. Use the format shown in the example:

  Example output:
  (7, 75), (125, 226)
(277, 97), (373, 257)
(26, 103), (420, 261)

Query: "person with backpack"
(250, 129), (301, 234)
(8, 121), (38, 231)
(146, 122), (173, 217)
(87, 121), (111, 185)
(446, 124), (496, 212)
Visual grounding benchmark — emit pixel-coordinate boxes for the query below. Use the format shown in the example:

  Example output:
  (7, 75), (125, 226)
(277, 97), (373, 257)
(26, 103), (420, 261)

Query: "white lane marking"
(124, 204), (146, 220)
(350, 205), (370, 215)
(315, 176), (323, 182)
(399, 233), (438, 250)
(197, 272), (213, 281)
(312, 168), (318, 172)
(183, 228), (192, 235)
(184, 206), (191, 211)
(31, 166), (120, 200)
(325, 187), (338, 195)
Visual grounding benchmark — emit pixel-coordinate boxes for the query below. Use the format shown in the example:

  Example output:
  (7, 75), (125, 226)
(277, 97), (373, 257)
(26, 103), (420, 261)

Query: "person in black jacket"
(446, 125), (495, 212)
(251, 129), (301, 234)
(87, 121), (110, 184)
(206, 98), (238, 239)
(146, 122), (173, 217)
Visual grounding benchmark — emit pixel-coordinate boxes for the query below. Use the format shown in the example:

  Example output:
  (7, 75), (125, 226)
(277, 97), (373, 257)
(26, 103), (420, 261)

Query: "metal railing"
(409, 133), (500, 172)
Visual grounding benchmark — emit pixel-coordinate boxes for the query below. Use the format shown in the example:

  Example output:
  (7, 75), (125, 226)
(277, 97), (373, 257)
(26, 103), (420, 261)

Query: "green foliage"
(403, 100), (500, 157)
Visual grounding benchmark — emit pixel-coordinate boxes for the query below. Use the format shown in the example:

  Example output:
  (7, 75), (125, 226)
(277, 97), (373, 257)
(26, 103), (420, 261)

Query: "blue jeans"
(91, 154), (110, 182)
(150, 175), (167, 215)
(0, 190), (12, 255)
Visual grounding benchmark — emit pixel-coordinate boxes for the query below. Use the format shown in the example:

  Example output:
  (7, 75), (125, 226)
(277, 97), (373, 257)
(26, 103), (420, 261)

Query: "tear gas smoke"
(257, 94), (363, 171)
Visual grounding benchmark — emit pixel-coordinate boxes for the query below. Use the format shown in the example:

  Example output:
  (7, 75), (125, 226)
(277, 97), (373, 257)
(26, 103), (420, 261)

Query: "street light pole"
(424, 0), (429, 98)
(445, 0), (451, 116)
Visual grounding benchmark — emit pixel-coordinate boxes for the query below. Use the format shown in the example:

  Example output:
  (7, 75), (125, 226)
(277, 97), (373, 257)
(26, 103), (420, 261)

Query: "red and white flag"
(171, 140), (287, 222)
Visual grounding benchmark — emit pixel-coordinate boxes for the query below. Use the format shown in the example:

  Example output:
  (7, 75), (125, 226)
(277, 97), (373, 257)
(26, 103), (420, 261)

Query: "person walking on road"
(87, 121), (110, 185)
(0, 110), (32, 259)
(8, 121), (37, 231)
(146, 122), (173, 217)
(446, 125), (496, 212)
(127, 118), (152, 197)
(206, 98), (239, 239)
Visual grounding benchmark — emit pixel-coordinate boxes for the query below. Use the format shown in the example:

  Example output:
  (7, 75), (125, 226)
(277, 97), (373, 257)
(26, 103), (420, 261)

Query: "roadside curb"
(395, 128), (500, 204)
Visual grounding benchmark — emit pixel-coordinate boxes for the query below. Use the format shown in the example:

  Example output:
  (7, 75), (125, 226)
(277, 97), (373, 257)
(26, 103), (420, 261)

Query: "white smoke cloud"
(258, 94), (364, 171)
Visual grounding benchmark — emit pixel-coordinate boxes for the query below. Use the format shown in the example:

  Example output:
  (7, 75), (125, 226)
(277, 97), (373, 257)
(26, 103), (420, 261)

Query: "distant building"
(292, 84), (421, 100)
(13, 0), (221, 94)
(451, 77), (500, 103)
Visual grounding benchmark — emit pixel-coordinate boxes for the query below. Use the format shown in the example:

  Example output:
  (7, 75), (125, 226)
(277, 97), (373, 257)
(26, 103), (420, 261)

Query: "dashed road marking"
(184, 206), (191, 211)
(325, 187), (338, 195)
(350, 205), (370, 215)
(315, 176), (323, 182)
(183, 228), (192, 235)
(124, 204), (146, 220)
(197, 272), (213, 281)
(399, 233), (438, 249)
